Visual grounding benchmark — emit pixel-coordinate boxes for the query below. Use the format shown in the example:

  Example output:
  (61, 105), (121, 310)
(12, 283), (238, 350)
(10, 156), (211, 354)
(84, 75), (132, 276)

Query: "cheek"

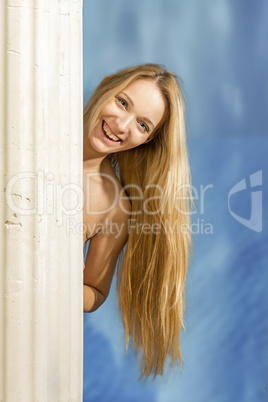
(99, 101), (116, 116)
(131, 134), (151, 147)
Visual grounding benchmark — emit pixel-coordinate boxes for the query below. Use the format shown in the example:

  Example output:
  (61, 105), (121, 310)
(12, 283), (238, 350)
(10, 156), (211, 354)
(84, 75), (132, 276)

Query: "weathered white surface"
(0, 1), (83, 401)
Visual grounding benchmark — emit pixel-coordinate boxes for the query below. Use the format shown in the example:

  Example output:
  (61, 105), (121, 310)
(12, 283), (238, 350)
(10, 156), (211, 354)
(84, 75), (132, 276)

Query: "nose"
(115, 113), (133, 134)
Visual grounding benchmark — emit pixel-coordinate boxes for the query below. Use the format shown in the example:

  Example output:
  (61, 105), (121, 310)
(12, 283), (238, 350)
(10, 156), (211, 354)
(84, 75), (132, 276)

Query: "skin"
(83, 78), (166, 312)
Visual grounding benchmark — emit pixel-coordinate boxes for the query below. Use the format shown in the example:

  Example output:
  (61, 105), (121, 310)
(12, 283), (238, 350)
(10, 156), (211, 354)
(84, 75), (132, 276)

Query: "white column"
(0, 1), (83, 401)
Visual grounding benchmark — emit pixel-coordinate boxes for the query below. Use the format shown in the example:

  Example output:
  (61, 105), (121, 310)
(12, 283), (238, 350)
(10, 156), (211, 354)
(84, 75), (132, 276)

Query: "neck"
(83, 136), (109, 173)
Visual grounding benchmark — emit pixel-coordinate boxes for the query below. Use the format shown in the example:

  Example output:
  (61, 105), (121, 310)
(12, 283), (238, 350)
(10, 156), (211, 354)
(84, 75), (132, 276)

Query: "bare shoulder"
(104, 162), (131, 242)
(83, 157), (131, 242)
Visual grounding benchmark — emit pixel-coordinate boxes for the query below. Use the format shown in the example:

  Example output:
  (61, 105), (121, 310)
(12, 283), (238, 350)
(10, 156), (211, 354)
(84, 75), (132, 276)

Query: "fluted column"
(0, 1), (83, 401)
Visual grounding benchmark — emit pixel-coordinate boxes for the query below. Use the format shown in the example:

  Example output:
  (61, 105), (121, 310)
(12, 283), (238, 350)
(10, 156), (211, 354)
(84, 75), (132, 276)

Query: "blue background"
(82, 1), (268, 401)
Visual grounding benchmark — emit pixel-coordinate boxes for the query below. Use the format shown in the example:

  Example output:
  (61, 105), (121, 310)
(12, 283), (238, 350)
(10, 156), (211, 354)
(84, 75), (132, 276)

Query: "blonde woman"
(83, 64), (193, 379)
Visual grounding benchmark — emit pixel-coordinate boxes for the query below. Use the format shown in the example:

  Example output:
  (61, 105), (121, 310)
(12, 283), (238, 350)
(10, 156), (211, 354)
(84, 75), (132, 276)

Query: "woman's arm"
(83, 284), (106, 312)
(83, 205), (130, 312)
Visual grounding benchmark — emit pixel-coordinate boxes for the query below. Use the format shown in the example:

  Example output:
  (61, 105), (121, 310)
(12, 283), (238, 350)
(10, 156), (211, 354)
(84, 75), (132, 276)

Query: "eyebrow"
(121, 92), (155, 130)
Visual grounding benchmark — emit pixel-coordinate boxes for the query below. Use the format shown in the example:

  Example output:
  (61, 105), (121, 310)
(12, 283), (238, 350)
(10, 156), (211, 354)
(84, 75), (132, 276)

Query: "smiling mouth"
(102, 121), (122, 142)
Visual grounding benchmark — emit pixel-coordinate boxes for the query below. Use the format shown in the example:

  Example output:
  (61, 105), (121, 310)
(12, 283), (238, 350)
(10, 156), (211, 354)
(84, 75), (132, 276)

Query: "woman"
(83, 64), (193, 379)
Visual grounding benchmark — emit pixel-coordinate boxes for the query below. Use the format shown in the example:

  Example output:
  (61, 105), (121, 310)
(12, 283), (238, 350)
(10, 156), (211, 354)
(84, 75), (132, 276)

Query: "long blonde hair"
(84, 64), (193, 379)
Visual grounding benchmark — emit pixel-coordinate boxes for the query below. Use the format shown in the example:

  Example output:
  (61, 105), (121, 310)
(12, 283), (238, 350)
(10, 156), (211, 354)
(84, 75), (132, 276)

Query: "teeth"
(102, 121), (120, 142)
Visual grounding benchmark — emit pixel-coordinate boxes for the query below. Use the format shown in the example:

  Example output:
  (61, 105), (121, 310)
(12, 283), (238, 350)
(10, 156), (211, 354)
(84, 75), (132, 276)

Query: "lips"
(102, 121), (122, 142)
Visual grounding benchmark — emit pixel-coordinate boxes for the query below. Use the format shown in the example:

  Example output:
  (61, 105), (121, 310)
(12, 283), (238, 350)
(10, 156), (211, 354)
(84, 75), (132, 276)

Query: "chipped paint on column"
(0, 1), (83, 401)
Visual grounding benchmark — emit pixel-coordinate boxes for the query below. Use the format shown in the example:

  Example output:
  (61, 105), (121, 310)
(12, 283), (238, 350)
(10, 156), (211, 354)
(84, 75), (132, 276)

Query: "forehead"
(119, 78), (166, 127)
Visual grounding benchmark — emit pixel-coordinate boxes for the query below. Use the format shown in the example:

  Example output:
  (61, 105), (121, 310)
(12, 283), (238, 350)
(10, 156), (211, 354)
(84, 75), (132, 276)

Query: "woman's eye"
(116, 97), (127, 109)
(139, 121), (149, 133)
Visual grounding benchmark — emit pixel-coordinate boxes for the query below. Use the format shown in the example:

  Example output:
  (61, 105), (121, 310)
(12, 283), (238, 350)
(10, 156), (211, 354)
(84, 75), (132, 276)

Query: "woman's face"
(87, 78), (166, 154)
